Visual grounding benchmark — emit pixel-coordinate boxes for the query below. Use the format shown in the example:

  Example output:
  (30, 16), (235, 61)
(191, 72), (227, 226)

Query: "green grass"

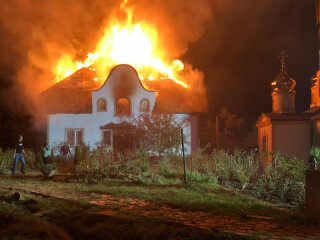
(0, 190), (259, 240)
(0, 176), (304, 225)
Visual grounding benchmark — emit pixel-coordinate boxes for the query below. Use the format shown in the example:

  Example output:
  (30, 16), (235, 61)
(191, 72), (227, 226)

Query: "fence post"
(181, 129), (187, 183)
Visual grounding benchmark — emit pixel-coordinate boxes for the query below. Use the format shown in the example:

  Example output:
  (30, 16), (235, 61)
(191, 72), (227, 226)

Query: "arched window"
(140, 99), (150, 112)
(262, 136), (267, 153)
(115, 98), (130, 116)
(97, 98), (107, 112)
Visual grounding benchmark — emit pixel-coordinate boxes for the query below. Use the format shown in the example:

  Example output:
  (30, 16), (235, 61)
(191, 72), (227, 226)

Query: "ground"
(0, 169), (319, 240)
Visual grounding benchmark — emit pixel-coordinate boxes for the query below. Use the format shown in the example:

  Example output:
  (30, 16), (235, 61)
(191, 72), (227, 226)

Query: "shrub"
(136, 145), (150, 167)
(187, 172), (218, 184)
(160, 166), (172, 178)
(24, 149), (35, 168)
(0, 148), (14, 170)
(50, 149), (56, 164)
(188, 145), (211, 173)
(310, 146), (320, 169)
(91, 149), (102, 172)
(43, 164), (57, 179)
(231, 150), (259, 190)
(140, 165), (148, 173)
(35, 152), (43, 169)
(253, 152), (306, 206)
(81, 143), (91, 163)
(74, 145), (82, 165)
(210, 150), (235, 181)
(187, 172), (206, 183)
(165, 152), (184, 174)
(70, 145), (306, 206)
(135, 113), (183, 157)
(129, 146), (150, 173)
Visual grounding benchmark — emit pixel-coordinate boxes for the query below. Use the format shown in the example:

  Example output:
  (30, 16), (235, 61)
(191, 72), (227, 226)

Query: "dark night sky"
(184, 0), (318, 128)
(0, 0), (318, 147)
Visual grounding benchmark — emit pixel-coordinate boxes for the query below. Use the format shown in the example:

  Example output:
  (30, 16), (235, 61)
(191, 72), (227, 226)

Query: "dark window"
(140, 99), (150, 112)
(66, 129), (83, 145)
(97, 98), (107, 112)
(67, 130), (74, 145)
(76, 130), (83, 145)
(115, 98), (130, 116)
(102, 130), (112, 145)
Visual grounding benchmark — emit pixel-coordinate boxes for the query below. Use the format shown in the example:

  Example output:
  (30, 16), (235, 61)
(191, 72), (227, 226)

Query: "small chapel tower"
(256, 53), (310, 169)
(271, 52), (296, 114)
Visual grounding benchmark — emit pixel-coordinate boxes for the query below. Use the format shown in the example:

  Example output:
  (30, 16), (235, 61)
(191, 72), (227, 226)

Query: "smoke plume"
(0, 0), (213, 120)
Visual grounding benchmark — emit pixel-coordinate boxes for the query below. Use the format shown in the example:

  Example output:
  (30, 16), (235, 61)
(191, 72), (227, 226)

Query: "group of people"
(12, 135), (71, 175)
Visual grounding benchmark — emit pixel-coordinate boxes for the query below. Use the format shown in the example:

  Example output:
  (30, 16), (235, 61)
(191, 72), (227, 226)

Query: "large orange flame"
(53, 0), (189, 88)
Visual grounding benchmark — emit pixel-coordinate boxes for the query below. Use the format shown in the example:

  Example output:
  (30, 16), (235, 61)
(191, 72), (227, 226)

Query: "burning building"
(40, 64), (199, 153)
(38, 0), (208, 154)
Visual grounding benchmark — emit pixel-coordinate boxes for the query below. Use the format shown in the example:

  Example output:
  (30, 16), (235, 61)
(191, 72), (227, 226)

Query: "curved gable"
(93, 64), (155, 95)
(92, 64), (156, 115)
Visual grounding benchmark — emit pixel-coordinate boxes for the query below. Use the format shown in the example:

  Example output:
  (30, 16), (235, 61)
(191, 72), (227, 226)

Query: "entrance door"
(113, 131), (134, 152)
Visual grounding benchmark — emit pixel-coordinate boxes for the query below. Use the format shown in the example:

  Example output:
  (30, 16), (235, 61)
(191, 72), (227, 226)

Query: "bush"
(81, 143), (91, 163)
(74, 145), (82, 165)
(165, 152), (184, 174)
(188, 145), (211, 174)
(231, 150), (259, 190)
(69, 144), (307, 207)
(24, 149), (35, 168)
(43, 164), (57, 179)
(210, 150), (235, 181)
(160, 166), (172, 178)
(50, 149), (56, 164)
(310, 146), (320, 169)
(135, 113), (183, 157)
(0, 148), (14, 170)
(187, 172), (218, 184)
(35, 152), (43, 169)
(201, 149), (259, 189)
(253, 152), (306, 206)
(129, 147), (150, 174)
(137, 144), (149, 161)
(140, 165), (148, 173)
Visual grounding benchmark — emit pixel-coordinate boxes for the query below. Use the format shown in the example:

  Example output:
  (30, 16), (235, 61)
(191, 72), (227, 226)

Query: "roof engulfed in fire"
(40, 65), (205, 114)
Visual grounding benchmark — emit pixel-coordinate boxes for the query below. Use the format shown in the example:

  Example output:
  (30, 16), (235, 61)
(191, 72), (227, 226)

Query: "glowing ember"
(53, 0), (189, 88)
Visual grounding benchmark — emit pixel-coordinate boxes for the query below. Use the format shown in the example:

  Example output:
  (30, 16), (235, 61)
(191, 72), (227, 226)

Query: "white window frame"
(115, 98), (131, 116)
(97, 98), (107, 112)
(101, 130), (113, 146)
(65, 128), (84, 146)
(140, 98), (150, 112)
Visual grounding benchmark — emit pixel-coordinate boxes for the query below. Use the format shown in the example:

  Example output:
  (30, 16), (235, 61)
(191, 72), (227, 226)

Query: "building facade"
(40, 64), (199, 154)
(256, 55), (320, 167)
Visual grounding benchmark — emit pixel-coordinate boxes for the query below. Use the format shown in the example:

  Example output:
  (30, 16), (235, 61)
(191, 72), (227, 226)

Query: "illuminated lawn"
(0, 190), (225, 240)
(0, 175), (304, 225)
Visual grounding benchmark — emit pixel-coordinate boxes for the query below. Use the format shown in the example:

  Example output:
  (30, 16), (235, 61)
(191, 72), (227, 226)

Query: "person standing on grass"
(12, 135), (25, 175)
(43, 140), (51, 165)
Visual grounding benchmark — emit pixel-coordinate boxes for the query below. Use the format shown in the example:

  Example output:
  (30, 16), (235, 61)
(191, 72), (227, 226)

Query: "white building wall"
(48, 113), (192, 154)
(273, 122), (311, 163)
(91, 65), (156, 118)
(48, 65), (192, 154)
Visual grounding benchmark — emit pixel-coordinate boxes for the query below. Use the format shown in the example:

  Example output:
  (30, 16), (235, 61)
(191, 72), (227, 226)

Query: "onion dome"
(271, 52), (296, 93)
(311, 75), (317, 88)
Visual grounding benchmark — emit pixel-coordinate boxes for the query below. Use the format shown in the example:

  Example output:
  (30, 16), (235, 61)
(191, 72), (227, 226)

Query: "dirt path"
(1, 181), (320, 240)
